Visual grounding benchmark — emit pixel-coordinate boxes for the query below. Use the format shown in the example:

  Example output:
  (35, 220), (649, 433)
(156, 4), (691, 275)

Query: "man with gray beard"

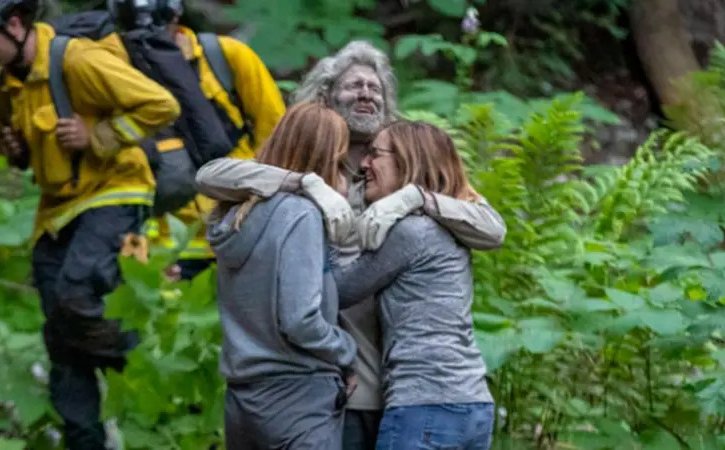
(196, 40), (506, 450)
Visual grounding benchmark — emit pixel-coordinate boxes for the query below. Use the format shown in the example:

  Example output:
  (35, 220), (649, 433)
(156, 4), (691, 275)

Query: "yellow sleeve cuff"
(90, 119), (122, 159)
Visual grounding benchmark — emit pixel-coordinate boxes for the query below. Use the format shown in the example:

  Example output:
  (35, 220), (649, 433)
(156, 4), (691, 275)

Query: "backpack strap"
(49, 35), (82, 184)
(197, 32), (254, 145)
(197, 32), (234, 95)
(48, 36), (73, 119)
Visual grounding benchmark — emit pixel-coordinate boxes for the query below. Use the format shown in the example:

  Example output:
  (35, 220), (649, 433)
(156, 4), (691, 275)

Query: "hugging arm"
(277, 210), (357, 368)
(357, 185), (506, 251)
(333, 222), (415, 308)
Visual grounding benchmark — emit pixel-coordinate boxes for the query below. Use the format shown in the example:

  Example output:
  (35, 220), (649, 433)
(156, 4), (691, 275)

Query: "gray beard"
(343, 111), (384, 136)
(333, 99), (385, 136)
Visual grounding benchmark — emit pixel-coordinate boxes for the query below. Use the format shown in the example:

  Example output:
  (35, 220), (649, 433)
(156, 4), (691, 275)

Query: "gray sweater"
(333, 215), (493, 408)
(208, 193), (357, 383)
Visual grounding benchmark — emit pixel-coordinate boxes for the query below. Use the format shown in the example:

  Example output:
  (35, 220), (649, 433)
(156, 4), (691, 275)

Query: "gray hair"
(292, 40), (398, 122)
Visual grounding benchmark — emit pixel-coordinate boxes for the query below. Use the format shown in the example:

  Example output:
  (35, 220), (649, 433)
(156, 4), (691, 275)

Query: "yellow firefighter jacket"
(2, 23), (180, 244)
(149, 27), (285, 260)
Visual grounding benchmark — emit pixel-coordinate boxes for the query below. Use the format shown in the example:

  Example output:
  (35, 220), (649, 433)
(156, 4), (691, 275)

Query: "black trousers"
(343, 409), (383, 450)
(32, 205), (145, 450)
(177, 258), (214, 280)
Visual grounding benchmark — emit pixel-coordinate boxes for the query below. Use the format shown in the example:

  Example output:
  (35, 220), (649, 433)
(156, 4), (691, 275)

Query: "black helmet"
(0, 0), (37, 26)
(153, 0), (182, 26)
(107, 0), (155, 30)
(0, 0), (37, 71)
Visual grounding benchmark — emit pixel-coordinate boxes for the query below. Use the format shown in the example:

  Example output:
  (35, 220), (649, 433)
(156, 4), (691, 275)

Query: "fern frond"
(586, 131), (715, 240)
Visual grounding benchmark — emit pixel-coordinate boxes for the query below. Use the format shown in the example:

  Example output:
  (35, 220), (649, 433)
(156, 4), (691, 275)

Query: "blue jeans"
(376, 403), (495, 450)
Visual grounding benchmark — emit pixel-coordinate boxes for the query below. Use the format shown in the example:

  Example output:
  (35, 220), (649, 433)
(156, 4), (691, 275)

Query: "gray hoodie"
(208, 193), (357, 383)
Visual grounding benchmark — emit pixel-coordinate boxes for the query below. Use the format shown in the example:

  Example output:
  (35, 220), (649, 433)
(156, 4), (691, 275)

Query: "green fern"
(449, 95), (587, 299)
(585, 131), (714, 240)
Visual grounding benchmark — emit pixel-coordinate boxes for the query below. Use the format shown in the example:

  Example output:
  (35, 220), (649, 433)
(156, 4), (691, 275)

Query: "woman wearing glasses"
(334, 121), (497, 450)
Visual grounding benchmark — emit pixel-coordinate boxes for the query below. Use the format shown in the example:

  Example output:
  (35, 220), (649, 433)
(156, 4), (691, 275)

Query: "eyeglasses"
(367, 146), (394, 158)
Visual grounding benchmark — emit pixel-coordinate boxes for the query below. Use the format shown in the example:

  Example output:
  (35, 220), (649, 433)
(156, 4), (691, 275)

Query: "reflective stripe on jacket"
(3, 23), (180, 243)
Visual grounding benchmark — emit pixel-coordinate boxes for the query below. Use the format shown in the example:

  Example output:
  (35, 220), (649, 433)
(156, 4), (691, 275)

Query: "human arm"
(63, 42), (180, 158)
(357, 184), (506, 251)
(277, 208), (357, 368)
(220, 37), (285, 146)
(425, 192), (506, 250)
(195, 158), (302, 201)
(333, 219), (417, 308)
(196, 159), (355, 245)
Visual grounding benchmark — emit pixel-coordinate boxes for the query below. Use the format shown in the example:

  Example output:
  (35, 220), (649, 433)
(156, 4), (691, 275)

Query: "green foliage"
(102, 226), (223, 449)
(224, 0), (384, 71)
(0, 164), (60, 449)
(4, 3), (725, 447)
(478, 0), (631, 95)
(3, 96), (725, 448)
(410, 94), (725, 447)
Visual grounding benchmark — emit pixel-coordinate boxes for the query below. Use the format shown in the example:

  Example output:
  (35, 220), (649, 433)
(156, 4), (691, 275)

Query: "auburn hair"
(384, 121), (477, 201)
(230, 102), (349, 228)
(257, 101), (349, 186)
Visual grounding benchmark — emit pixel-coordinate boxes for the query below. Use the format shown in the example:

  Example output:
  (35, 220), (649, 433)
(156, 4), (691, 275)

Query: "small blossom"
(461, 7), (481, 34)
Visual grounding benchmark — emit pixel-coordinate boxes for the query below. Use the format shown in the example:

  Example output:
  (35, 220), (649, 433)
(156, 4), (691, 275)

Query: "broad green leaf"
(695, 377), (725, 415)
(395, 35), (423, 60)
(537, 273), (586, 306)
(122, 422), (169, 448)
(0, 438), (25, 450)
(570, 298), (619, 313)
(518, 296), (563, 312)
(155, 355), (199, 374)
(640, 428), (682, 450)
(645, 244), (711, 274)
(606, 288), (645, 311)
(473, 313), (513, 331)
(426, 0), (467, 17)
(475, 328), (520, 371)
(646, 282), (683, 306)
(400, 80), (460, 116)
(638, 310), (687, 335)
(518, 317), (564, 353)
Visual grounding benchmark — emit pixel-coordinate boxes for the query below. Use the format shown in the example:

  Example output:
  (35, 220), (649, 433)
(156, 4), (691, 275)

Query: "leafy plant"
(411, 94), (725, 448)
(102, 221), (223, 450)
(0, 161), (60, 449)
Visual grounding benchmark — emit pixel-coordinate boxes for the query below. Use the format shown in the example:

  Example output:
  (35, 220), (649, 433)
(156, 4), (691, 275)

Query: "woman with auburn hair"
(204, 102), (357, 450)
(334, 121), (496, 450)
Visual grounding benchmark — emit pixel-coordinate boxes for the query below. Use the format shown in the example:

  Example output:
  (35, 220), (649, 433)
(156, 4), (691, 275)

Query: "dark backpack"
(47, 12), (233, 215)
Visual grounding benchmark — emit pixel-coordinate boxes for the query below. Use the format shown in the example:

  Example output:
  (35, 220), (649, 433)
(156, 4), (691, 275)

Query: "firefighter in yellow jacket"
(99, 1), (285, 279)
(154, 0), (285, 279)
(0, 0), (180, 448)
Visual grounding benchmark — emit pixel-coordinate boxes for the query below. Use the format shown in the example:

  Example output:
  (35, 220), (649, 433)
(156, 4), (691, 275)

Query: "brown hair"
(384, 121), (478, 201)
(231, 102), (349, 228)
(257, 101), (349, 186)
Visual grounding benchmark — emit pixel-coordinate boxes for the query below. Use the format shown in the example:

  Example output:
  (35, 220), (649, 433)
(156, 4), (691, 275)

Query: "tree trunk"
(629, 0), (701, 106)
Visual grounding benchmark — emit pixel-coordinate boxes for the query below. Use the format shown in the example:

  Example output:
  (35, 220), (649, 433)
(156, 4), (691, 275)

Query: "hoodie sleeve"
(277, 209), (357, 369)
(333, 218), (417, 309)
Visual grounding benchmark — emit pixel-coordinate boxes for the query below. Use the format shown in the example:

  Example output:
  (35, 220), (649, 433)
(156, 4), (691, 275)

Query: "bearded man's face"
(331, 64), (385, 136)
